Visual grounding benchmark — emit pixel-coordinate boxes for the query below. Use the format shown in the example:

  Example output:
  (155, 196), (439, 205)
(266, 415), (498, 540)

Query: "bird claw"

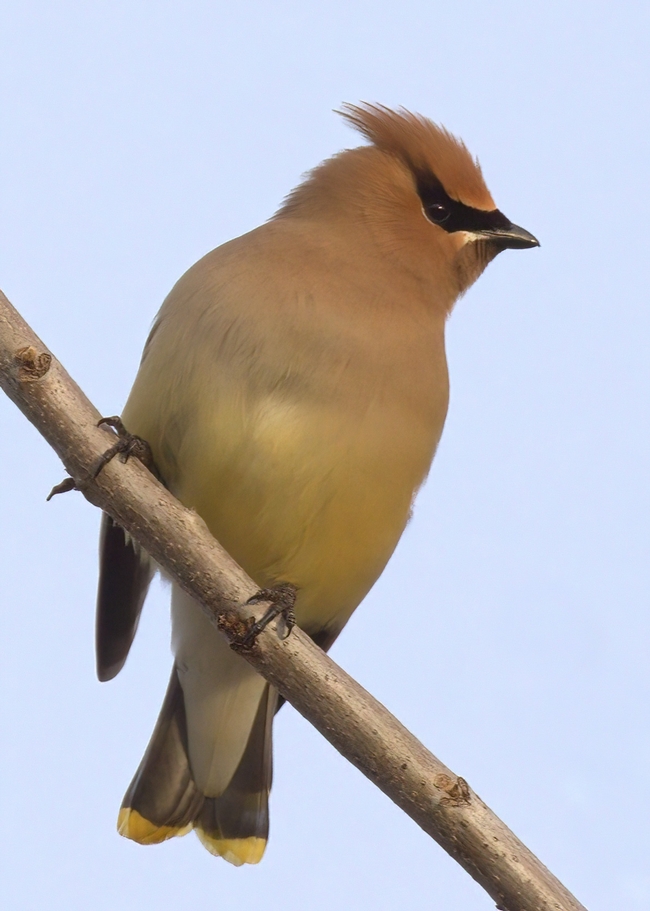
(46, 417), (156, 502)
(241, 582), (298, 646)
(90, 416), (157, 479)
(46, 476), (78, 500)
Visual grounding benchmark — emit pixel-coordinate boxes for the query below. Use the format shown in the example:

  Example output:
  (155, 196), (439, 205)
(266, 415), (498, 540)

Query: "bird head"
(277, 103), (538, 311)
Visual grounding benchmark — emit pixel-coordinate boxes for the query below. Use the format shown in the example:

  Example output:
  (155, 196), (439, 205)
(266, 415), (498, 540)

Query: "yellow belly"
(125, 385), (440, 633)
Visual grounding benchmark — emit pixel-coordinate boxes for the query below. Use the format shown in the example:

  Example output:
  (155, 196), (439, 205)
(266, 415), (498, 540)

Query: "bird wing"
(96, 512), (155, 681)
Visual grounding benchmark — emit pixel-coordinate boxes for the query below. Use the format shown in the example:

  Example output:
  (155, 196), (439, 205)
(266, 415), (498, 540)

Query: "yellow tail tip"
(195, 830), (267, 865)
(117, 807), (192, 845)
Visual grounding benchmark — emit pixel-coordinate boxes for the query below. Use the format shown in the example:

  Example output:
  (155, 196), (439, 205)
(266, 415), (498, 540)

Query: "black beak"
(481, 221), (540, 250)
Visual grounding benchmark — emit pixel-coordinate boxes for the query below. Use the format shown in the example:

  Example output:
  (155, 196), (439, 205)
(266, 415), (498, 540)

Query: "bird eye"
(425, 203), (450, 224)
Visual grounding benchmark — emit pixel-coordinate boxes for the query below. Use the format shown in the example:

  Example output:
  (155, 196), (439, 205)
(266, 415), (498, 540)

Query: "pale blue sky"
(1, 2), (649, 909)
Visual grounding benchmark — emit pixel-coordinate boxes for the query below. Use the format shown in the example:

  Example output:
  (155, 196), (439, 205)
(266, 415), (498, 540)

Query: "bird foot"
(241, 583), (298, 646)
(90, 416), (157, 479)
(47, 417), (158, 501)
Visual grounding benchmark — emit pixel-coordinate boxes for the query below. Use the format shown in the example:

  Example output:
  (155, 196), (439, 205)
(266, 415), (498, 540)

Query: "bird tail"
(118, 669), (276, 866)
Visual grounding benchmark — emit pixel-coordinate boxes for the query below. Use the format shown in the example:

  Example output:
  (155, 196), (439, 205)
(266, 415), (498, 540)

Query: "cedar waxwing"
(97, 103), (538, 866)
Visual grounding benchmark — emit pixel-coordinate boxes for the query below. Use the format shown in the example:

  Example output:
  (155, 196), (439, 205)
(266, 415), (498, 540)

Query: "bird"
(96, 103), (538, 866)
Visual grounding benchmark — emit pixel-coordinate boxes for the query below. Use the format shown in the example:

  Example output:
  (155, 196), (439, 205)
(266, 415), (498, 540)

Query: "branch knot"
(15, 345), (52, 381)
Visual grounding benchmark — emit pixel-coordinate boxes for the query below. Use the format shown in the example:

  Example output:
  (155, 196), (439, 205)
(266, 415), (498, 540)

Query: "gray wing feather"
(96, 512), (154, 681)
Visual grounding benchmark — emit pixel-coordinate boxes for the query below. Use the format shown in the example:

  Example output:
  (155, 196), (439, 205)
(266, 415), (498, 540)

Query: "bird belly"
(163, 390), (441, 633)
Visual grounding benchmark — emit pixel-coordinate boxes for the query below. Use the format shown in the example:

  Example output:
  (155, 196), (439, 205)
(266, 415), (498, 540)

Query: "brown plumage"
(329, 103), (492, 208)
(97, 103), (538, 865)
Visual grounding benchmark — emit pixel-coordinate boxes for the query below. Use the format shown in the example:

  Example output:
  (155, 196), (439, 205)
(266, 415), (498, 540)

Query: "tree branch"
(0, 289), (586, 911)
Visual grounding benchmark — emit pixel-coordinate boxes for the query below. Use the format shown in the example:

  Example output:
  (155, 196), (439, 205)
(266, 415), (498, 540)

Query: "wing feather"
(96, 512), (154, 681)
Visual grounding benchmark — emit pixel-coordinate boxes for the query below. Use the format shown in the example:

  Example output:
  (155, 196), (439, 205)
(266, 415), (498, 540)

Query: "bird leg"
(90, 416), (158, 479)
(241, 583), (298, 646)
